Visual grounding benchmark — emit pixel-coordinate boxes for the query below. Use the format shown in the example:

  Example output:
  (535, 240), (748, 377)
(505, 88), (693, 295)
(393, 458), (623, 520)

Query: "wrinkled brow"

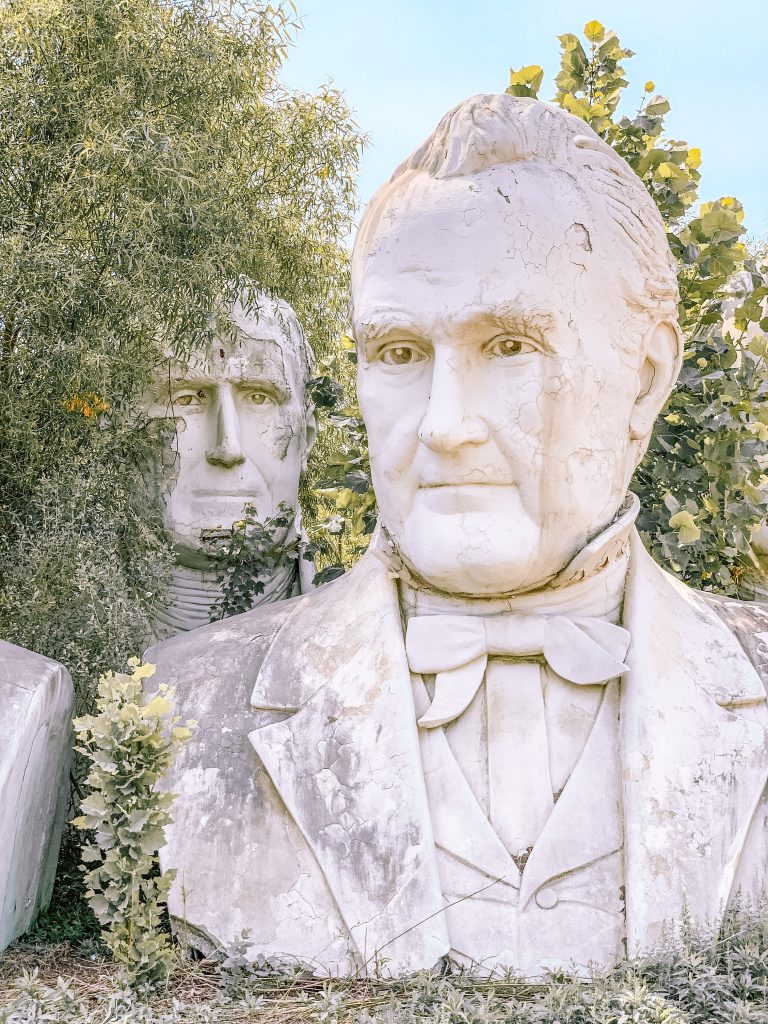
(358, 304), (560, 344)
(358, 313), (422, 343)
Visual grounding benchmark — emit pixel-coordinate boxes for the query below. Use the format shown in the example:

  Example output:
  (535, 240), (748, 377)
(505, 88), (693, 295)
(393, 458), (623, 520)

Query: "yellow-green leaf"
(584, 19), (605, 42)
(561, 93), (592, 121)
(143, 695), (172, 719)
(669, 511), (701, 545)
(507, 64), (544, 98)
(686, 147), (702, 169)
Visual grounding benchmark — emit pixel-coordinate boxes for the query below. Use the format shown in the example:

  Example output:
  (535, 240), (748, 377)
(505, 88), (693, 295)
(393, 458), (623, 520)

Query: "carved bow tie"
(405, 613), (630, 728)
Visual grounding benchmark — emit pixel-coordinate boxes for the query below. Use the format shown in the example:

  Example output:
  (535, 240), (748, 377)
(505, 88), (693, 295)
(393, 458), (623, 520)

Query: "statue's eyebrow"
(357, 305), (560, 351)
(358, 314), (423, 343)
(455, 304), (559, 345)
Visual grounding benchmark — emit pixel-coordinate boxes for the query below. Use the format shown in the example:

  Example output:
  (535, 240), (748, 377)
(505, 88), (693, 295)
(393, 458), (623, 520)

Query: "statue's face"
(354, 166), (654, 595)
(148, 301), (313, 561)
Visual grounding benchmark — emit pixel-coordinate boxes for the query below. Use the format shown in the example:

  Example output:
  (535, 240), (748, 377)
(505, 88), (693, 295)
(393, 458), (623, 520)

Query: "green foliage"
(4, 909), (768, 1021)
(209, 501), (303, 619)
(304, 335), (376, 580)
(0, 0), (362, 708)
(72, 659), (195, 989)
(507, 21), (768, 594)
(506, 64), (544, 98)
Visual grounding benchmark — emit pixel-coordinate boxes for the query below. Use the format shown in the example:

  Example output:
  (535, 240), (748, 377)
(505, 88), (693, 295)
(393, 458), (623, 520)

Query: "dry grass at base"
(2, 912), (768, 1024)
(0, 942), (549, 1023)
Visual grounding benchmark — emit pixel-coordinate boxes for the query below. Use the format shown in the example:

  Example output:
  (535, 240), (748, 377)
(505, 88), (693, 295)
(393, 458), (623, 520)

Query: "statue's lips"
(191, 489), (264, 497)
(416, 481), (516, 513)
(417, 481), (515, 488)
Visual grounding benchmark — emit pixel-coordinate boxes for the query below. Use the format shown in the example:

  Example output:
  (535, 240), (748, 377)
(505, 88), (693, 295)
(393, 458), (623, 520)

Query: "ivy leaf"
(669, 511), (702, 545)
(313, 565), (345, 586)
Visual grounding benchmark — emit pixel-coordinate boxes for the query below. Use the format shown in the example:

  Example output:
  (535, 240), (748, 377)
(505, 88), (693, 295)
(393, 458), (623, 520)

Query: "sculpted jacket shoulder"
(147, 533), (768, 976)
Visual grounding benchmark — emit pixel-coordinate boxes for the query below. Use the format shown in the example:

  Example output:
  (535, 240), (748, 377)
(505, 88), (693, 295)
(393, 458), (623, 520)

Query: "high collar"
(396, 494), (639, 625)
(154, 560), (298, 637)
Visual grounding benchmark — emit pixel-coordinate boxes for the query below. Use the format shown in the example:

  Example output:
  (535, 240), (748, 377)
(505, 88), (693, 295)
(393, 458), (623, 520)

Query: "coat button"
(535, 887), (558, 910)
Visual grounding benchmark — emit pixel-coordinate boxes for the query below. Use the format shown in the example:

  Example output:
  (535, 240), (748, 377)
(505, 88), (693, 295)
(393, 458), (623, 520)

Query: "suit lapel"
(519, 678), (623, 908)
(622, 531), (768, 952)
(248, 548), (449, 973)
(413, 676), (520, 888)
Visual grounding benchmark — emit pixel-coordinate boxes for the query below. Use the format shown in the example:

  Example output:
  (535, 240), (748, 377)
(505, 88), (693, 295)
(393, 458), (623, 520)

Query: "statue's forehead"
(354, 166), (607, 323)
(167, 332), (294, 383)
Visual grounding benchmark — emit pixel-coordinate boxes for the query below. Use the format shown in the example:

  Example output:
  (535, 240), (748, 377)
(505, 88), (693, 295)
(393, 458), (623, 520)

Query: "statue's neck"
(154, 560), (298, 637)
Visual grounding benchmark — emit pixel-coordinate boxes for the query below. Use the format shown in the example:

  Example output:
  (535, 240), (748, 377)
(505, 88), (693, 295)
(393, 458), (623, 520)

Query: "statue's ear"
(629, 320), (682, 442)
(302, 405), (318, 473)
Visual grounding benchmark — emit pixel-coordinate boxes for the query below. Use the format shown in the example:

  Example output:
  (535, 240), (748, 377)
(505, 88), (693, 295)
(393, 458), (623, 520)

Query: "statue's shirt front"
(398, 499), (635, 973)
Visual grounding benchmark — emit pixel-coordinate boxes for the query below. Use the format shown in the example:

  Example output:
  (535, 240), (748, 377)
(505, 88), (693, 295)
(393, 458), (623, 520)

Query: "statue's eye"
(243, 390), (272, 406)
(174, 389), (206, 407)
(483, 335), (537, 359)
(379, 343), (428, 366)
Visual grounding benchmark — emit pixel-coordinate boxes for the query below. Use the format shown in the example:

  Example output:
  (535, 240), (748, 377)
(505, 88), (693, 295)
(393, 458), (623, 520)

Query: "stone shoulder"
(0, 639), (72, 694)
(143, 591), (305, 696)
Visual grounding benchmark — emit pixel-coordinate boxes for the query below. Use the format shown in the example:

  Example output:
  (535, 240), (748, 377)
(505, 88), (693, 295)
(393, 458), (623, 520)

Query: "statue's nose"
(418, 352), (488, 453)
(205, 387), (245, 468)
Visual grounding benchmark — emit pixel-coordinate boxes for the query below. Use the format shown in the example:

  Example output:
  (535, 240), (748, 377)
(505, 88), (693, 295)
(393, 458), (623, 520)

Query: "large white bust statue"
(146, 96), (768, 977)
(0, 640), (73, 951)
(146, 292), (317, 636)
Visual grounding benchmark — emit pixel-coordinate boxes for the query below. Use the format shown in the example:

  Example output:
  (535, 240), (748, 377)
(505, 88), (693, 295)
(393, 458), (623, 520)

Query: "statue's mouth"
(199, 527), (234, 546)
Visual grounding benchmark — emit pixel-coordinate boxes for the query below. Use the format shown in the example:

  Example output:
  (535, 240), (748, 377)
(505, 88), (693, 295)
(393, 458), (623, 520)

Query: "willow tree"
(0, 0), (362, 697)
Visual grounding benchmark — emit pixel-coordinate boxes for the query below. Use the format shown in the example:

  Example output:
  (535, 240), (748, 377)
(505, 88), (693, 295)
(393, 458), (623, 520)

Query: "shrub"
(3, 909), (768, 1021)
(72, 660), (194, 989)
(209, 501), (304, 620)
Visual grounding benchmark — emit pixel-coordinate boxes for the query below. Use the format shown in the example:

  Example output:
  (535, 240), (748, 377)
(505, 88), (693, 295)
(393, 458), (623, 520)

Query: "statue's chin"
(397, 513), (545, 597)
(171, 540), (217, 570)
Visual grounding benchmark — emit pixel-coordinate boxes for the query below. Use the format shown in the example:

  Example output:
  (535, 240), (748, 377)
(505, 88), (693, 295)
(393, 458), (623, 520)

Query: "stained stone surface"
(146, 95), (768, 978)
(0, 640), (73, 952)
(144, 292), (317, 638)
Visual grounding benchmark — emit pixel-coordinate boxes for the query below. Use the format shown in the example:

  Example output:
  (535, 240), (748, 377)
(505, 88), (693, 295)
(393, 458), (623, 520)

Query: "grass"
(2, 908), (768, 1022)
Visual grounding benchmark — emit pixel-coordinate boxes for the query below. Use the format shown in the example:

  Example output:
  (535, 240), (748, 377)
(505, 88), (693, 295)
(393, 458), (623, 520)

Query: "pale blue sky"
(281, 0), (768, 243)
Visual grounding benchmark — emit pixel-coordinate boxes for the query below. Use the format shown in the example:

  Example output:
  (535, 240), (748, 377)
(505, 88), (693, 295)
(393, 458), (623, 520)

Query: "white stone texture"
(145, 95), (768, 977)
(148, 533), (768, 975)
(0, 641), (73, 952)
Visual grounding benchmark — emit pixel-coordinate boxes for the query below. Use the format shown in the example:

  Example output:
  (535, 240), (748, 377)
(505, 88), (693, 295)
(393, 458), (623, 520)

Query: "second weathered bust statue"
(147, 96), (768, 977)
(145, 292), (317, 636)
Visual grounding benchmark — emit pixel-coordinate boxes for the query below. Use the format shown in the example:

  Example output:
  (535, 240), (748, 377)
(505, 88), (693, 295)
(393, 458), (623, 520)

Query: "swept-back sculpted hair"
(352, 94), (681, 348)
